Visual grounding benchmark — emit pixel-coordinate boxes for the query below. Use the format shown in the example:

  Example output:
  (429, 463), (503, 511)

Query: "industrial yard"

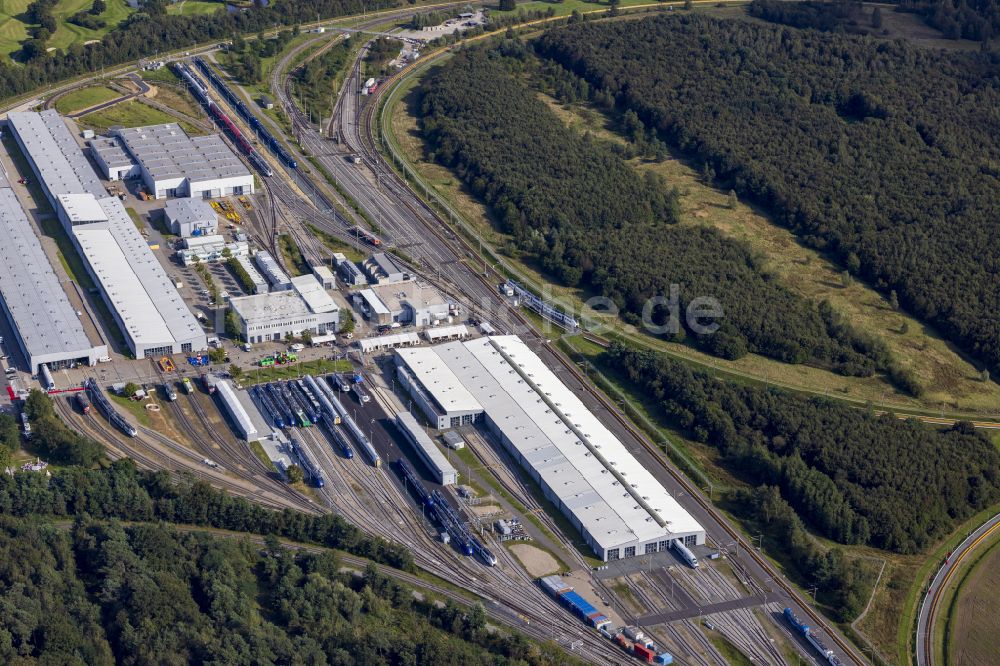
(0, 10), (866, 665)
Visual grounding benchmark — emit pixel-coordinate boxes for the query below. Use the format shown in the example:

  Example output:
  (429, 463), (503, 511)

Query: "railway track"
(918, 516), (1000, 666)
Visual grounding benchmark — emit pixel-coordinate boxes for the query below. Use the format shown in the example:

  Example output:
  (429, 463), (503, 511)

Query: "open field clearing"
(78, 99), (203, 135)
(53, 83), (119, 114)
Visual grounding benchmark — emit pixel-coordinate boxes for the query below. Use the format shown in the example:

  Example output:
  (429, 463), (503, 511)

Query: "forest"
(0, 458), (414, 569)
(607, 342), (1000, 554)
(901, 0), (1000, 40)
(419, 46), (892, 375)
(0, 516), (569, 664)
(0, 0), (400, 98)
(748, 0), (878, 33)
(535, 15), (1000, 376)
(23, 390), (104, 467)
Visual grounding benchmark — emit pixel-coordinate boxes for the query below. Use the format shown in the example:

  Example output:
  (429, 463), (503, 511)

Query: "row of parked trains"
(192, 57), (298, 170)
(396, 459), (498, 567)
(172, 60), (293, 179)
(249, 374), (382, 486)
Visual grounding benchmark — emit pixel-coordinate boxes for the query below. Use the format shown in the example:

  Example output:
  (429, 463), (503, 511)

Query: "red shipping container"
(634, 643), (654, 663)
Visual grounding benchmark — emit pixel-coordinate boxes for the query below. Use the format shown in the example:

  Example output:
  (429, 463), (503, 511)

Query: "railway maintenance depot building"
(395, 336), (706, 562)
(8, 110), (208, 359)
(111, 123), (254, 200)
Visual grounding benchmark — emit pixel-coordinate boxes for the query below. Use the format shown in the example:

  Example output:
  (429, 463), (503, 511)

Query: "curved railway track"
(351, 29), (872, 666)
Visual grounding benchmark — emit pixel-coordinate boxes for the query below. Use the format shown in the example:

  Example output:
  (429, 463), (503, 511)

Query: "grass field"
(385, 49), (1000, 417)
(53, 84), (119, 114)
(938, 532), (1000, 666)
(244, 358), (352, 385)
(78, 99), (203, 135)
(145, 81), (203, 119)
(166, 0), (224, 17)
(0, 0), (219, 59)
(0, 0), (32, 58)
(48, 0), (133, 52)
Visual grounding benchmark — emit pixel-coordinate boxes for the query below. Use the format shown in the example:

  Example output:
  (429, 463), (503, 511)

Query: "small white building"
(254, 250), (292, 291)
(89, 137), (138, 181)
(176, 235), (249, 266)
(164, 197), (218, 237)
(312, 264), (336, 289)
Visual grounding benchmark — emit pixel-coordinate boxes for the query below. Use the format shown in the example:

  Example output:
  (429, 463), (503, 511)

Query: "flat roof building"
(89, 137), (138, 181)
(254, 250), (292, 291)
(0, 185), (106, 373)
(395, 411), (457, 485)
(356, 288), (392, 326)
(164, 197), (218, 237)
(234, 254), (268, 294)
(7, 110), (106, 201)
(229, 274), (339, 343)
(74, 197), (208, 357)
(312, 265), (335, 289)
(394, 346), (483, 430)
(363, 252), (409, 284)
(335, 255), (368, 287)
(395, 336), (706, 562)
(7, 111), (207, 358)
(371, 281), (452, 327)
(111, 123), (254, 199)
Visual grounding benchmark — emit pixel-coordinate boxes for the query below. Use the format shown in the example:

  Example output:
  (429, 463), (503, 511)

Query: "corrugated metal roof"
(74, 196), (204, 346)
(7, 111), (204, 352)
(405, 336), (704, 553)
(0, 187), (99, 362)
(8, 110), (107, 198)
(395, 346), (482, 413)
(395, 411), (457, 485)
(113, 123), (250, 183)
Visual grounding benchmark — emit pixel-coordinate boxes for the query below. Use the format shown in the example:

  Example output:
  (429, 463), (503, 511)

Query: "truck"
(289, 343), (305, 353)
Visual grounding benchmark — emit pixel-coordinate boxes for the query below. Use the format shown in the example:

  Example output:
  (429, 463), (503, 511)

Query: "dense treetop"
(901, 0), (1000, 40)
(536, 14), (1000, 375)
(419, 45), (889, 374)
(0, 0), (400, 100)
(608, 343), (1000, 554)
(0, 517), (568, 664)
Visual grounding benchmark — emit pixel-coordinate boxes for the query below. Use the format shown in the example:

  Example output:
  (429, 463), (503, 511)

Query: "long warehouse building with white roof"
(0, 165), (107, 373)
(7, 110), (207, 358)
(395, 336), (705, 562)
